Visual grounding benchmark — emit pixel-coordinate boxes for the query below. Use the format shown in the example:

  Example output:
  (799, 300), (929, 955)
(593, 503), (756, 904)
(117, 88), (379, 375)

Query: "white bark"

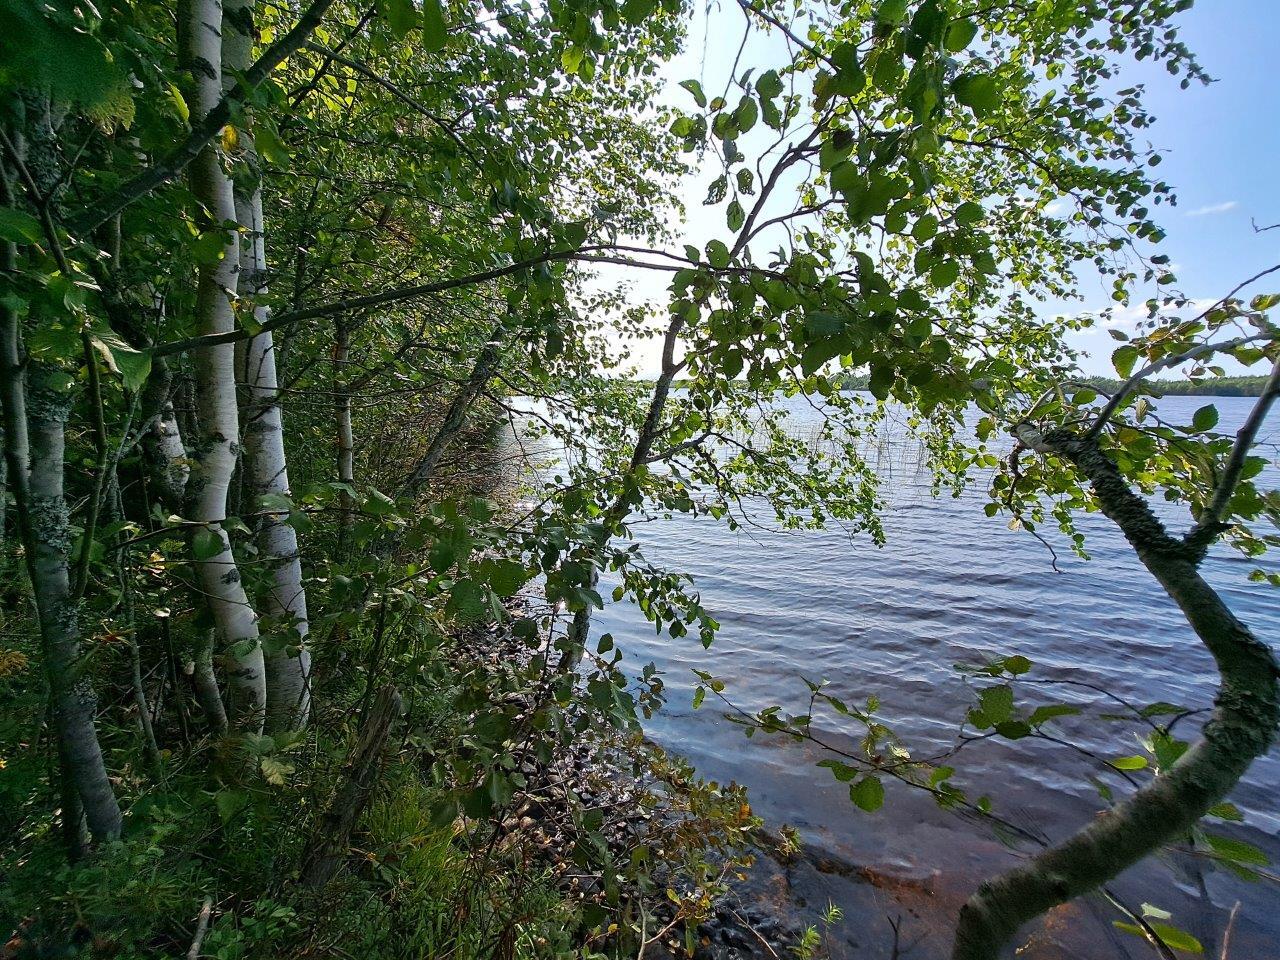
(150, 400), (190, 503)
(180, 0), (266, 729)
(2, 157), (120, 845)
(226, 0), (311, 730)
(8, 362), (124, 841)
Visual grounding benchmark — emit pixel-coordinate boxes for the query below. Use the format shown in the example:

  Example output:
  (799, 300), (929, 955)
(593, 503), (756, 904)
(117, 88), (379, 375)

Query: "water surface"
(525, 393), (1280, 958)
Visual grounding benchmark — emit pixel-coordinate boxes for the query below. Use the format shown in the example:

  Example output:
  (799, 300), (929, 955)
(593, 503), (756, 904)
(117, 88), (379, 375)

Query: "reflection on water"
(513, 393), (1280, 958)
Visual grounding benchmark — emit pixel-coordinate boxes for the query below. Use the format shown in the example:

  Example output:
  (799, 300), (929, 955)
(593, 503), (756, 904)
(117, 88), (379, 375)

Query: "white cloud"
(1186, 200), (1238, 217)
(1095, 297), (1217, 330)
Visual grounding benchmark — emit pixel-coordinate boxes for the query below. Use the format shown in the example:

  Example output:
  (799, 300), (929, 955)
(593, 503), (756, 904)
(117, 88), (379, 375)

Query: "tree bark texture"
(227, 0), (311, 731)
(180, 0), (266, 729)
(951, 427), (1280, 960)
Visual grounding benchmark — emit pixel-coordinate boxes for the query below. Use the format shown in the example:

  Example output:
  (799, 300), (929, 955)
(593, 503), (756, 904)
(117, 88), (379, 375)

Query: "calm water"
(522, 393), (1280, 958)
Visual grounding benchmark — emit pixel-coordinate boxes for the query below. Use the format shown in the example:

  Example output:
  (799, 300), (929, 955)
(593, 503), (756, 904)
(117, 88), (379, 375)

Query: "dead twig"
(186, 896), (212, 960)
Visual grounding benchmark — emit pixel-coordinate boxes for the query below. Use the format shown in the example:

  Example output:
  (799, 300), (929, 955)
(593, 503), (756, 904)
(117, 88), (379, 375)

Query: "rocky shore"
(459, 606), (934, 960)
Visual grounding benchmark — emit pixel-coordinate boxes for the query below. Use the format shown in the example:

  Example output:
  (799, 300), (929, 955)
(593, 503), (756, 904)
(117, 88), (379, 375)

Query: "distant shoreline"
(832, 374), (1273, 398)
(625, 375), (1273, 398)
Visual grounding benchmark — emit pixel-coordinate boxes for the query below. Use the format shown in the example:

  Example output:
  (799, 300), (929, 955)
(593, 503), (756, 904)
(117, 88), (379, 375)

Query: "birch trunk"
(951, 426), (1280, 960)
(180, 0), (266, 729)
(1, 167), (121, 845)
(138, 300), (190, 512)
(225, 0), (310, 730)
(3, 361), (124, 842)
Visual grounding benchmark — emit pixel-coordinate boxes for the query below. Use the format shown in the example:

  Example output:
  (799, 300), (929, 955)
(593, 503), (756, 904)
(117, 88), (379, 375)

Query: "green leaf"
(1191, 404), (1219, 432)
(0, 207), (43, 244)
(1113, 922), (1203, 954)
(994, 720), (1031, 739)
(561, 46), (584, 74)
(109, 344), (152, 393)
(1028, 704), (1081, 725)
(1206, 802), (1243, 822)
(929, 766), (954, 787)
(1204, 833), (1269, 866)
(476, 558), (529, 598)
(877, 0), (908, 25)
(422, 0), (448, 50)
(692, 686), (705, 709)
(944, 19), (978, 52)
(385, 0), (416, 39)
(868, 364), (893, 400)
(1148, 924), (1202, 955)
(817, 758), (858, 782)
(215, 788), (249, 824)
(978, 684), (1013, 725)
(705, 239), (731, 269)
(447, 578), (488, 621)
(486, 770), (514, 807)
(260, 756), (294, 786)
(254, 122), (289, 167)
(620, 0), (655, 23)
(679, 79), (707, 108)
(952, 73), (1001, 115)
(1002, 655), (1032, 676)
(1149, 731), (1188, 770)
(805, 312), (844, 335)
(166, 82), (190, 126)
(954, 201), (984, 226)
(755, 69), (783, 99)
(911, 213), (938, 240)
(727, 199), (745, 232)
(191, 228), (230, 266)
(192, 527), (225, 561)
(829, 161), (860, 196)
(849, 775), (885, 812)
(1111, 345), (1139, 378)
(929, 259), (959, 288)
(1110, 755), (1148, 771)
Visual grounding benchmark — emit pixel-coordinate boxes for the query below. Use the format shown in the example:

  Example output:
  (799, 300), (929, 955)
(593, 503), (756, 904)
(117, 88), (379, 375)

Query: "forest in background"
(1, 0), (1278, 958)
(833, 373), (1278, 396)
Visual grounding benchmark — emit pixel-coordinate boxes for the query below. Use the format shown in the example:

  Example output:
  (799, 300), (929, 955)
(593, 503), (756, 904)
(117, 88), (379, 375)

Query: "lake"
(518, 392), (1280, 959)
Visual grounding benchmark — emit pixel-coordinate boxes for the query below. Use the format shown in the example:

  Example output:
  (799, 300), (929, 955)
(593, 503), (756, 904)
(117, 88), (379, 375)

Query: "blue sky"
(1063, 0), (1280, 374)
(615, 0), (1280, 378)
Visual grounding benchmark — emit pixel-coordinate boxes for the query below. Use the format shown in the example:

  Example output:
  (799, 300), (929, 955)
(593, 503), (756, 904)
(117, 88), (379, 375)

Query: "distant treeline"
(833, 373), (1273, 397)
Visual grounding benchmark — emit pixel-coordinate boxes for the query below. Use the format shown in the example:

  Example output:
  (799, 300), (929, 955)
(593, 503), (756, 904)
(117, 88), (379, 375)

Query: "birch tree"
(226, 0), (311, 732)
(180, 0), (267, 729)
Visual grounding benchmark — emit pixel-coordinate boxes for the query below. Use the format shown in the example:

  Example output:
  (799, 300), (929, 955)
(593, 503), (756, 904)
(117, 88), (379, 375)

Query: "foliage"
(2, 0), (1275, 957)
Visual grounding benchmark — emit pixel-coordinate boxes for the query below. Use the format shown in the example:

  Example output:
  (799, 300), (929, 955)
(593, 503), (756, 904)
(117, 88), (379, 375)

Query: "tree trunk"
(180, 0), (266, 730)
(564, 318), (685, 660)
(952, 428), (1280, 960)
(1, 171), (122, 846)
(189, 627), (228, 731)
(299, 684), (400, 888)
(398, 323), (506, 497)
(226, 0), (311, 731)
(135, 310), (190, 512)
(2, 358), (124, 843)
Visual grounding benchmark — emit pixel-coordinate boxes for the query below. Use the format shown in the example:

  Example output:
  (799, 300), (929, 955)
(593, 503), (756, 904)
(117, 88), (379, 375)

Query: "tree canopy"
(2, 0), (1277, 957)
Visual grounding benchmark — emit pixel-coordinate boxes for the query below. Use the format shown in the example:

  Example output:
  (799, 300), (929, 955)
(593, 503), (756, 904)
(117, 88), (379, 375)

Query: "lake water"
(519, 393), (1280, 958)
